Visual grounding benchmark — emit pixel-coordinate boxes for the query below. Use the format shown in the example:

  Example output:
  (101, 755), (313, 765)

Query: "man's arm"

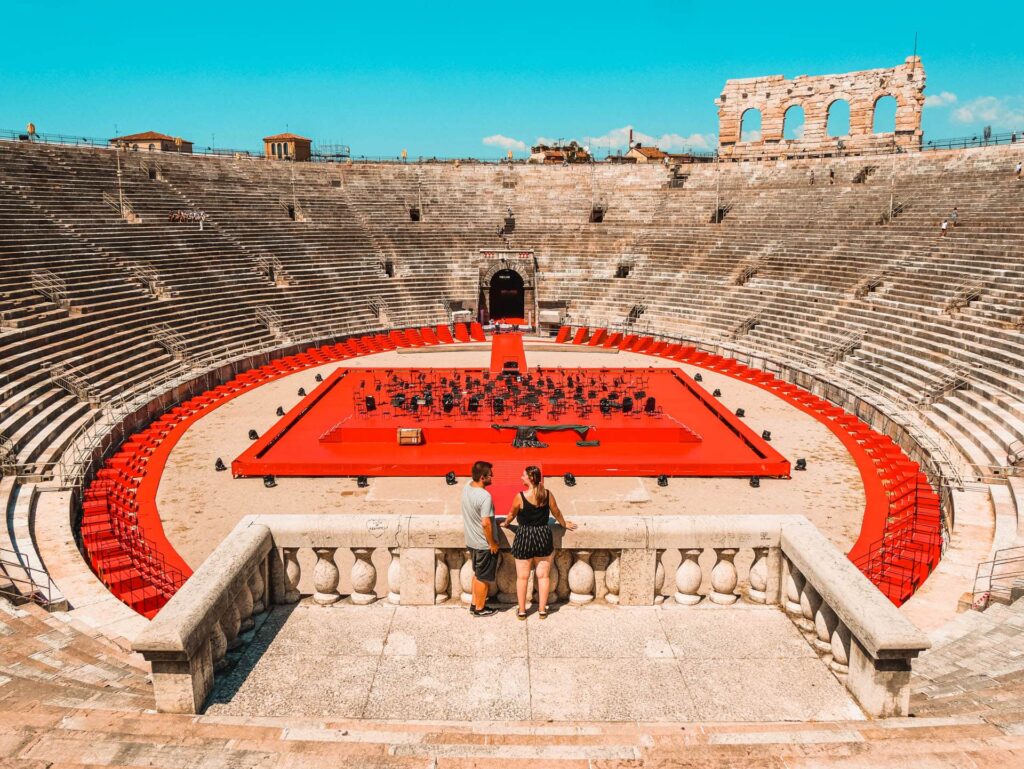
(481, 496), (499, 553)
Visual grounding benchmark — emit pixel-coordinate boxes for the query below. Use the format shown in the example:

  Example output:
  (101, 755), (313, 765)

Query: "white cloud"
(925, 91), (957, 108)
(741, 129), (761, 142)
(952, 96), (1024, 128)
(482, 134), (526, 152)
(580, 125), (715, 153)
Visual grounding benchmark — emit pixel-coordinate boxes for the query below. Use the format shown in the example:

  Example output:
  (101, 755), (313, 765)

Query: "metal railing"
(973, 546), (1024, 607)
(0, 546), (63, 609)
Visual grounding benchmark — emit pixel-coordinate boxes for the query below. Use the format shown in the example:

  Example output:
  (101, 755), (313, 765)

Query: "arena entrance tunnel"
(487, 268), (525, 322)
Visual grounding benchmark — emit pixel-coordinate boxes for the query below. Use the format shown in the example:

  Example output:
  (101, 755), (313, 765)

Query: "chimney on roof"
(628, 128), (633, 147)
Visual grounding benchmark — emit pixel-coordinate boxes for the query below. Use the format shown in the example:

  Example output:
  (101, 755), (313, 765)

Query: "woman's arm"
(503, 494), (521, 526)
(548, 493), (577, 530)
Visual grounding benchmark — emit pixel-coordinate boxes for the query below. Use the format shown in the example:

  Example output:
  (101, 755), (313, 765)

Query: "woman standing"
(503, 466), (577, 619)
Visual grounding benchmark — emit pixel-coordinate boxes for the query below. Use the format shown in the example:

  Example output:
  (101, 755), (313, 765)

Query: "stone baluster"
(350, 547), (377, 605)
(654, 549), (666, 604)
(783, 557), (804, 617)
(236, 580), (255, 631)
(709, 548), (739, 605)
(675, 548), (703, 605)
(815, 601), (839, 655)
(592, 550), (610, 602)
(446, 550), (464, 603)
(568, 550), (595, 604)
(223, 603), (242, 651)
(605, 550), (620, 604)
(555, 550), (571, 602)
(248, 566), (266, 615)
(798, 580), (822, 634)
(434, 549), (449, 604)
(387, 547), (401, 604)
(748, 547), (769, 604)
(282, 547), (301, 604)
(496, 552), (517, 604)
(210, 619), (228, 672)
(460, 549), (474, 604)
(829, 621), (851, 680)
(312, 547), (341, 605)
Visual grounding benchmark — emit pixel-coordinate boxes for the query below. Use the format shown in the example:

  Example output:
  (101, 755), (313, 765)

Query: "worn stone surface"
(716, 56), (925, 157)
(206, 601), (864, 722)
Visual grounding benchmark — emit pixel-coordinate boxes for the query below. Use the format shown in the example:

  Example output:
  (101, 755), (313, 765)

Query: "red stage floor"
(232, 362), (789, 480)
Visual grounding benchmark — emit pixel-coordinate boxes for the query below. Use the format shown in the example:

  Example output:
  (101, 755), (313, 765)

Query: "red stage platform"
(232, 357), (789, 480)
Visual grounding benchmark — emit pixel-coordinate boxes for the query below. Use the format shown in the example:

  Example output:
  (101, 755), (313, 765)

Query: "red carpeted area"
(232, 360), (789, 480)
(490, 331), (528, 373)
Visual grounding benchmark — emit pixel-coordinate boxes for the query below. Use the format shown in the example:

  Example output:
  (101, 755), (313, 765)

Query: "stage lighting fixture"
(749, 476), (760, 488)
(315, 373), (323, 382)
(564, 472), (576, 487)
(276, 406), (285, 417)
(712, 388), (722, 397)
(761, 430), (772, 441)
(263, 475), (277, 488)
(445, 471), (457, 485)
(795, 458), (807, 471)
(298, 387), (306, 397)
(214, 457), (227, 472)
(657, 474), (669, 487)
(735, 407), (745, 417)
(357, 476), (369, 488)
(694, 373), (703, 382)
(248, 429), (259, 440)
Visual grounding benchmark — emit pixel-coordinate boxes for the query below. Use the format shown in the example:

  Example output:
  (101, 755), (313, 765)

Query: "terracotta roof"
(109, 131), (179, 143)
(263, 133), (311, 142)
(630, 145), (667, 159)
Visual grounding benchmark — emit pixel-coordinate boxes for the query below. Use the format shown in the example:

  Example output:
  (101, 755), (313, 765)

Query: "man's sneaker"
(470, 605), (498, 617)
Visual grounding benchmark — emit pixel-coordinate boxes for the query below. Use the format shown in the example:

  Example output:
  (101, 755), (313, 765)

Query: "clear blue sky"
(2, 1), (1021, 158)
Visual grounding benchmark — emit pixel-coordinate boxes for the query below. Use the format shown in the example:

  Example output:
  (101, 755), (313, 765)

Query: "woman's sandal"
(517, 610), (527, 621)
(538, 607), (549, 619)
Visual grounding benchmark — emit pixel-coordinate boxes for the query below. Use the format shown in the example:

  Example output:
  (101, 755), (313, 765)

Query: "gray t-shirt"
(462, 482), (495, 550)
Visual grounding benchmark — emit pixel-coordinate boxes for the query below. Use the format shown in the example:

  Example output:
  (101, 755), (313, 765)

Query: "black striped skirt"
(511, 524), (554, 559)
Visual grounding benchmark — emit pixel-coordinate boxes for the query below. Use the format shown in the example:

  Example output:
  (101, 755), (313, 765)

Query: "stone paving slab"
(207, 602), (865, 723)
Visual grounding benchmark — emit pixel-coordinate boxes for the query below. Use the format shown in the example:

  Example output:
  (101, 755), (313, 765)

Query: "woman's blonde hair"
(525, 465), (547, 503)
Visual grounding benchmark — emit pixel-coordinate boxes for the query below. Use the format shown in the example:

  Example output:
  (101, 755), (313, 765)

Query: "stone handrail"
(133, 514), (929, 717)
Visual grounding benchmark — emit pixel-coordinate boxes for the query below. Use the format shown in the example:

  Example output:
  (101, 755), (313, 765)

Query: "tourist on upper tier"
(829, 168), (835, 185)
(461, 460), (499, 617)
(809, 170), (815, 186)
(951, 207), (959, 228)
(940, 218), (949, 238)
(503, 466), (576, 620)
(1016, 161), (1022, 180)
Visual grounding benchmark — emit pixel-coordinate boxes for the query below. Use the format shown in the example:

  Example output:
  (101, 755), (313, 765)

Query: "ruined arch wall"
(716, 57), (925, 158)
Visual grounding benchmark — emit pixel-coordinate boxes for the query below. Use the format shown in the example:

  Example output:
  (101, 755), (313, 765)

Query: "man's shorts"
(470, 548), (498, 582)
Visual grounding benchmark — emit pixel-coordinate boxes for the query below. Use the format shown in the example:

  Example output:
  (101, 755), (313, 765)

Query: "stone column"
(814, 601), (839, 655)
(460, 549), (474, 604)
(446, 550), (465, 603)
(555, 550), (571, 602)
(591, 550), (610, 602)
(846, 638), (916, 717)
(223, 603), (242, 651)
(674, 548), (703, 605)
(654, 549), (666, 604)
(496, 552), (517, 604)
(282, 547), (301, 604)
(709, 548), (739, 605)
(830, 621), (851, 680)
(568, 550), (595, 604)
(798, 581), (822, 634)
(782, 557), (804, 617)
(210, 618), (228, 672)
(350, 547), (377, 605)
(605, 551), (620, 604)
(748, 547), (769, 604)
(434, 549), (449, 604)
(312, 547), (341, 605)
(387, 547), (401, 604)
(236, 581), (255, 631)
(248, 567), (266, 615)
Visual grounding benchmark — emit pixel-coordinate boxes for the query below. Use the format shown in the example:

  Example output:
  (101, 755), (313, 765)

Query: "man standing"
(462, 460), (499, 616)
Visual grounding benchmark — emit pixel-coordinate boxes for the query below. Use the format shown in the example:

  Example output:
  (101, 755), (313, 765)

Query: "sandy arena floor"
(157, 343), (865, 569)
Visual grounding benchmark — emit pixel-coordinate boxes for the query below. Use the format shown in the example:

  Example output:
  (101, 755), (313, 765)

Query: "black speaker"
(214, 457), (226, 472)
(365, 395), (377, 412)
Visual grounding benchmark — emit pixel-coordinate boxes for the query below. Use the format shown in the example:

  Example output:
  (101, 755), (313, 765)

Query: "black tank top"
(518, 491), (551, 527)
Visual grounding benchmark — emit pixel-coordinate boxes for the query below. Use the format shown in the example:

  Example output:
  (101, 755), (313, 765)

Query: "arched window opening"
(740, 108), (762, 142)
(872, 95), (898, 134)
(148, 143), (155, 151)
(488, 268), (525, 322)
(783, 105), (806, 140)
(827, 99), (851, 137)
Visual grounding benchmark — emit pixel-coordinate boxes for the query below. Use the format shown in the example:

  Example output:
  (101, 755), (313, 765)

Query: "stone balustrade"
(133, 513), (929, 717)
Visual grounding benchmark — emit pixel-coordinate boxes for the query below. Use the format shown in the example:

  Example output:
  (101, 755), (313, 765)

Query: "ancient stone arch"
(477, 251), (537, 325)
(716, 57), (925, 158)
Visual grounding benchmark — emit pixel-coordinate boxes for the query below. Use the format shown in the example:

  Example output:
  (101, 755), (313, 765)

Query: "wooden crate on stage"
(397, 428), (423, 446)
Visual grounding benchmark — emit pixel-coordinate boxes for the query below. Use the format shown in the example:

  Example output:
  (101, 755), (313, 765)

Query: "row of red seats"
(555, 326), (944, 606)
(80, 324), (482, 616)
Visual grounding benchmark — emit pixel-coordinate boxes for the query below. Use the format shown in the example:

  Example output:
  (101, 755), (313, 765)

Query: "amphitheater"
(2, 58), (1024, 766)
